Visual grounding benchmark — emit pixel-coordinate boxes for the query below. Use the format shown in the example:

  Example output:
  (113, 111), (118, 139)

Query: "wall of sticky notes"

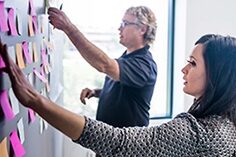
(0, 0), (64, 157)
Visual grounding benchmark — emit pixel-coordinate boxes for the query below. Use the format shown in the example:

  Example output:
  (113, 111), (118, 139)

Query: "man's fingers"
(80, 90), (87, 105)
(87, 91), (94, 99)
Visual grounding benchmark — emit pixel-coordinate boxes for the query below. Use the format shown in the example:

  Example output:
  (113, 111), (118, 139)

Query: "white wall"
(175, 0), (236, 115)
(151, 0), (236, 124)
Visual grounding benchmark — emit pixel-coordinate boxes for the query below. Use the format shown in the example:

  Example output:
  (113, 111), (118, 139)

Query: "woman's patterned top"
(74, 112), (236, 157)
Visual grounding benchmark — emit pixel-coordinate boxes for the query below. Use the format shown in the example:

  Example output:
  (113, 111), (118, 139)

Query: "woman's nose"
(182, 65), (188, 74)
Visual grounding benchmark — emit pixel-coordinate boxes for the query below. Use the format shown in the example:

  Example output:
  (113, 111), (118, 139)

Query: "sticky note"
(7, 46), (16, 63)
(17, 119), (25, 143)
(16, 12), (23, 35)
(8, 88), (19, 115)
(22, 41), (32, 64)
(28, 108), (36, 123)
(15, 43), (25, 69)
(28, 16), (34, 36)
(0, 90), (15, 120)
(0, 2), (9, 32)
(8, 8), (18, 36)
(29, 0), (36, 16)
(10, 130), (26, 157)
(32, 42), (38, 62)
(41, 48), (48, 65)
(0, 55), (6, 68)
(33, 68), (47, 83)
(0, 137), (9, 157)
(32, 16), (38, 34)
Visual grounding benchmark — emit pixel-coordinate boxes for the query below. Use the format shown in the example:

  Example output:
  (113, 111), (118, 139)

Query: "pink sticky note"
(41, 48), (48, 65)
(10, 130), (26, 157)
(29, 0), (36, 16)
(0, 55), (6, 68)
(32, 16), (38, 34)
(8, 8), (18, 36)
(0, 90), (15, 120)
(28, 108), (36, 123)
(0, 2), (9, 32)
(22, 41), (32, 64)
(33, 69), (47, 83)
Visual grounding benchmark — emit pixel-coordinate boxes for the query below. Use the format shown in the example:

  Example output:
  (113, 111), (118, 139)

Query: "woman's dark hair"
(188, 34), (236, 125)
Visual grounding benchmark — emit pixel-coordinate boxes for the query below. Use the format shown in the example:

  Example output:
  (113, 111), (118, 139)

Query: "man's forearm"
(63, 23), (120, 80)
(64, 24), (111, 72)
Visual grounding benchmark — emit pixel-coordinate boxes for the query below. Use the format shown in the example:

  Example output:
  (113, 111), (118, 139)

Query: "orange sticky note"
(15, 43), (25, 69)
(28, 15), (34, 36)
(0, 138), (9, 157)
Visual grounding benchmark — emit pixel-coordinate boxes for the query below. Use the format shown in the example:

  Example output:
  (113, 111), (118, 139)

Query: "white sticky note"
(17, 118), (25, 144)
(8, 88), (19, 115)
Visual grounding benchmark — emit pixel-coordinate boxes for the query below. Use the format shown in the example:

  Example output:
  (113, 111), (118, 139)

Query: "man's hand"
(80, 88), (95, 105)
(48, 7), (72, 32)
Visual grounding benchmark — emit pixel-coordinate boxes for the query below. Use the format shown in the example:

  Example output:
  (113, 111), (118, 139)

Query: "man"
(48, 6), (157, 128)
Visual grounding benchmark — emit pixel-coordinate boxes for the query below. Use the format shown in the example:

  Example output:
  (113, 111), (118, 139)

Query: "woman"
(1, 34), (236, 156)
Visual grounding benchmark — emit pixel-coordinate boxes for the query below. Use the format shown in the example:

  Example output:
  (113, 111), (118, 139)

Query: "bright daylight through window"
(62, 0), (173, 119)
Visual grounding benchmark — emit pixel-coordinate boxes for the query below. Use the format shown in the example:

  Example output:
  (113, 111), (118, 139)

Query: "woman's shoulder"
(173, 112), (235, 133)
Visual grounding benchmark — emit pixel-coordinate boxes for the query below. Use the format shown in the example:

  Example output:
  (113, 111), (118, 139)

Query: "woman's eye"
(187, 60), (196, 66)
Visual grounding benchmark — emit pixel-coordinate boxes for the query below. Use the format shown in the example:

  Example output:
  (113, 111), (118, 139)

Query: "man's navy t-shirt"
(96, 45), (157, 127)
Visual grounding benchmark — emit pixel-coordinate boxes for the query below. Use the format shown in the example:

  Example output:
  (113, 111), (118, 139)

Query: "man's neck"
(127, 45), (146, 54)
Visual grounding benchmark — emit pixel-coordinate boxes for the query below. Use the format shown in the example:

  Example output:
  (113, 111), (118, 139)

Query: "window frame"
(150, 0), (175, 119)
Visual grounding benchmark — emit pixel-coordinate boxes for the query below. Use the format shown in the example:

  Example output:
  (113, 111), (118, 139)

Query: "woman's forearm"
(32, 95), (85, 140)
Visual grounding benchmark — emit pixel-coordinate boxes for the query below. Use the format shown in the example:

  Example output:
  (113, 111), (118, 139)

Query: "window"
(63, 0), (174, 119)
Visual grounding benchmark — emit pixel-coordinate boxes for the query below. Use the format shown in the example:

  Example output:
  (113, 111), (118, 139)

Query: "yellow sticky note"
(0, 138), (9, 157)
(16, 43), (25, 69)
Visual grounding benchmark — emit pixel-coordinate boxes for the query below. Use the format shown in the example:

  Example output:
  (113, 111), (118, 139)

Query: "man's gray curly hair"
(126, 6), (157, 44)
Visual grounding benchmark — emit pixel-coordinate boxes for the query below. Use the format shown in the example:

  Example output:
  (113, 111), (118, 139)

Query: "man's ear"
(140, 25), (147, 35)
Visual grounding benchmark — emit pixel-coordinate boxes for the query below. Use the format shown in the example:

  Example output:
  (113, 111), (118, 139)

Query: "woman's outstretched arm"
(0, 43), (85, 140)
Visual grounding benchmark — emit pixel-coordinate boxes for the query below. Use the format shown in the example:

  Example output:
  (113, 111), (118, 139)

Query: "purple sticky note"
(10, 130), (26, 157)
(0, 2), (9, 32)
(0, 90), (15, 120)
(8, 8), (18, 36)
(0, 55), (6, 68)
(28, 108), (36, 123)
(22, 41), (32, 64)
